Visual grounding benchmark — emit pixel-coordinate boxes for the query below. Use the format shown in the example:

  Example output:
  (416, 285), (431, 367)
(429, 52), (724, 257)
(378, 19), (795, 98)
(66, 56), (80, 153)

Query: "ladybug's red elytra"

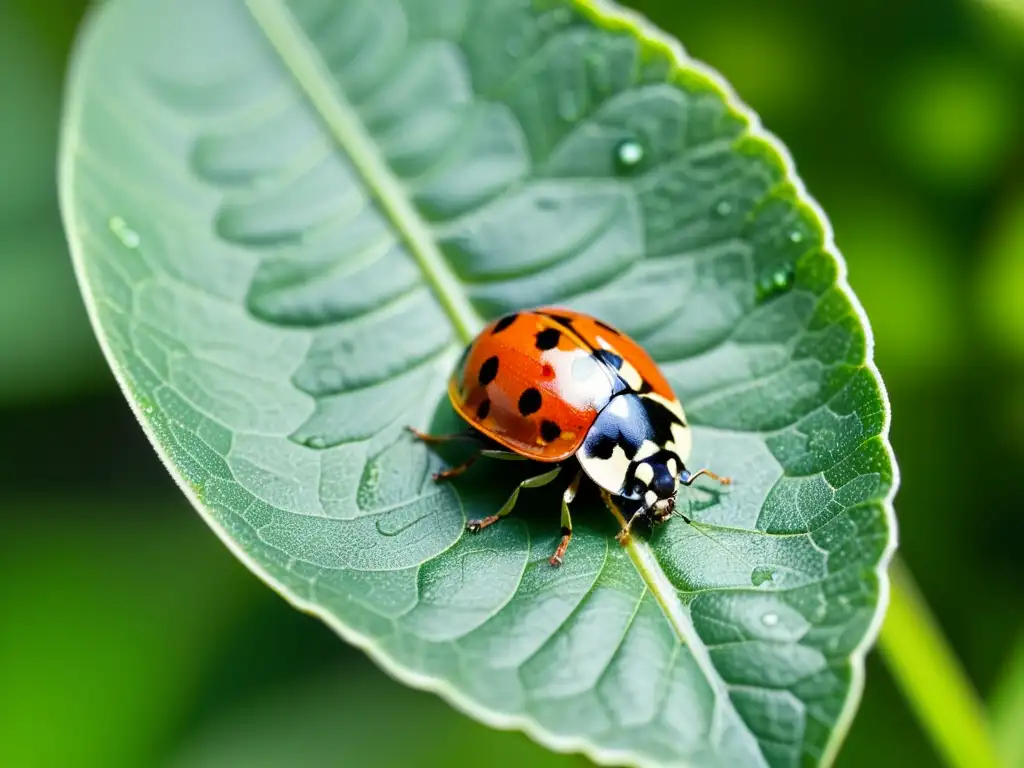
(409, 307), (730, 566)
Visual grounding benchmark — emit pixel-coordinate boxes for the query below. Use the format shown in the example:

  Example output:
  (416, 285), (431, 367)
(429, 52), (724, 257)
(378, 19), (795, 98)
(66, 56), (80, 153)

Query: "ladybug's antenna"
(680, 467), (732, 486)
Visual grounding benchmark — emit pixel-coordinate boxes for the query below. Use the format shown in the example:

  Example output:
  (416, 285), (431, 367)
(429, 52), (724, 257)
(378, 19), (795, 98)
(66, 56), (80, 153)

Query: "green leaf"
(59, 1), (898, 765)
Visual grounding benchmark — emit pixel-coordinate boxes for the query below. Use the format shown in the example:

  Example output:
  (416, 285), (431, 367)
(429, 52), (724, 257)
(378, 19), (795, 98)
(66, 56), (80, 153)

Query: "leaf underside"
(60, 0), (897, 766)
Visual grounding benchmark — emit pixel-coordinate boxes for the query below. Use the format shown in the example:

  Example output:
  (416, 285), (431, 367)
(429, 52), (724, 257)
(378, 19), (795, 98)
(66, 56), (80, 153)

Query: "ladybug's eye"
(628, 480), (646, 498)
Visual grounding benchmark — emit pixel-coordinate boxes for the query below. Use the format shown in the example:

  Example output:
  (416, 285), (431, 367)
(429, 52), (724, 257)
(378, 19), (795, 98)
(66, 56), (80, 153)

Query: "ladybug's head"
(629, 454), (680, 515)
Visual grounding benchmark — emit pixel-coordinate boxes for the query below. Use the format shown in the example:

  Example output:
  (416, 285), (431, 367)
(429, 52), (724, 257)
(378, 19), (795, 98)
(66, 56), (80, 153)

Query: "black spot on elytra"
(476, 398), (491, 420)
(594, 349), (624, 370)
(540, 420), (562, 442)
(518, 388), (542, 416)
(478, 356), (499, 385)
(545, 313), (576, 329)
(535, 328), (561, 351)
(491, 313), (518, 334)
(595, 319), (620, 335)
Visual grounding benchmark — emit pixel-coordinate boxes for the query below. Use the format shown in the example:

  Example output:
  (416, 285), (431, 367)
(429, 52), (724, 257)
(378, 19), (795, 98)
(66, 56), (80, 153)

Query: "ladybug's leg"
(432, 448), (529, 482)
(600, 491), (652, 546)
(409, 427), (530, 481)
(680, 467), (732, 486)
(466, 466), (562, 534)
(599, 490), (635, 545)
(616, 510), (650, 545)
(549, 469), (583, 567)
(432, 454), (479, 481)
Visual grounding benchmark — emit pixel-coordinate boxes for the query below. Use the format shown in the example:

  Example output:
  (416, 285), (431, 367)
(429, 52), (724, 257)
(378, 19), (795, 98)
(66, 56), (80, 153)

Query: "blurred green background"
(1, 0), (1022, 766)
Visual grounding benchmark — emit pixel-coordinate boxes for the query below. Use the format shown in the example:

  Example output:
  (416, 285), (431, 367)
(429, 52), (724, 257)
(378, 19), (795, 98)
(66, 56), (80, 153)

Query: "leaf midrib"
(244, 0), (754, 758)
(244, 0), (483, 344)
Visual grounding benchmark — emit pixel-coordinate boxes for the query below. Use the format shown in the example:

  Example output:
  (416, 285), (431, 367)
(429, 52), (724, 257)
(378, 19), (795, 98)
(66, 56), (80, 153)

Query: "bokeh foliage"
(2, 0), (1022, 766)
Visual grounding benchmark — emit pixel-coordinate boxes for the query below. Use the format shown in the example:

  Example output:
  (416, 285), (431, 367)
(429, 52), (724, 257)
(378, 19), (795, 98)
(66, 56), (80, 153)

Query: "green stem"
(879, 556), (1002, 768)
(990, 630), (1024, 767)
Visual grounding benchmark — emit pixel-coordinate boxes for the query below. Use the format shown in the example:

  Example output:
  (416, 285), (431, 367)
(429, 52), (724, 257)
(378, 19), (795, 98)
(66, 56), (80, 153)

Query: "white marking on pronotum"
(633, 439), (660, 462)
(578, 444), (631, 495)
(644, 391), (686, 422)
(669, 422), (692, 462)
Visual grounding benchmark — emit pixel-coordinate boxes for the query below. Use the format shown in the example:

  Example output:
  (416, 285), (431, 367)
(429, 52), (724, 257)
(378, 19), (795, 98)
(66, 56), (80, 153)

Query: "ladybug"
(409, 307), (729, 566)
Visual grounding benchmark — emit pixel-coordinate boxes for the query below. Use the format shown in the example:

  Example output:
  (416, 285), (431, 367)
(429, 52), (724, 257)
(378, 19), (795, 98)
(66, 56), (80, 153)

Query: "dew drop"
(754, 266), (796, 304)
(304, 436), (327, 449)
(108, 216), (140, 249)
(790, 230), (804, 243)
(357, 462), (381, 509)
(751, 565), (775, 586)
(714, 199), (733, 217)
(761, 612), (779, 627)
(614, 139), (644, 173)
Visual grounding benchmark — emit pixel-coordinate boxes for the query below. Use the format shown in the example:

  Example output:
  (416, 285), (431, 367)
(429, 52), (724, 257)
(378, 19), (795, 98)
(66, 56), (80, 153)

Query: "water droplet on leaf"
(614, 139), (644, 173)
(790, 230), (804, 243)
(754, 266), (795, 303)
(761, 612), (779, 627)
(304, 436), (327, 449)
(357, 462), (381, 509)
(714, 199), (733, 217)
(108, 216), (140, 249)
